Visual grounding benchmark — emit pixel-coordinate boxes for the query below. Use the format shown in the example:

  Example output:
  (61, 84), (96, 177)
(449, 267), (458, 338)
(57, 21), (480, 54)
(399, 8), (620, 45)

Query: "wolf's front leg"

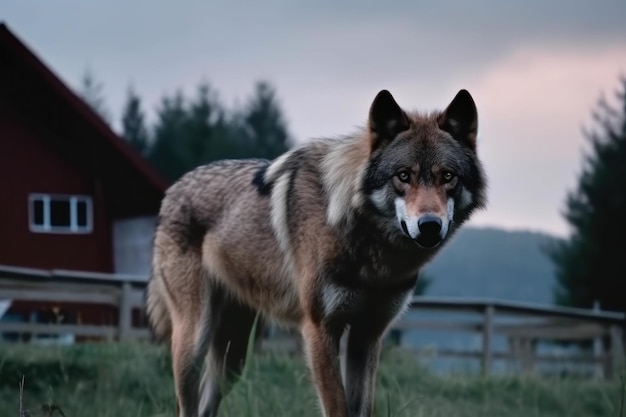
(343, 325), (383, 417)
(302, 319), (348, 417)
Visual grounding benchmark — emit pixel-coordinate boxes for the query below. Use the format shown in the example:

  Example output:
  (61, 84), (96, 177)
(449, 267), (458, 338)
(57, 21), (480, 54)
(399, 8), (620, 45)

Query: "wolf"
(146, 88), (487, 417)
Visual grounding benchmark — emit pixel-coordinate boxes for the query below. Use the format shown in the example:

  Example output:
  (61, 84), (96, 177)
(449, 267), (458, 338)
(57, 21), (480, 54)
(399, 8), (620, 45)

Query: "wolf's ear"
(369, 90), (410, 152)
(438, 89), (478, 151)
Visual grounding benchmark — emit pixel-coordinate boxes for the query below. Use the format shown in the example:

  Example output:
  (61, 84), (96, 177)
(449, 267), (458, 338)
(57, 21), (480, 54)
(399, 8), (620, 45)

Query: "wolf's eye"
(397, 171), (410, 183)
(442, 171), (455, 183)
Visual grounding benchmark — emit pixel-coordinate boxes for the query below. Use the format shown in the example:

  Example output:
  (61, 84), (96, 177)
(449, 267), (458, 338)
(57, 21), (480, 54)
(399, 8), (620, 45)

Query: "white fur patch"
(394, 198), (419, 239)
(322, 283), (347, 316)
(459, 187), (473, 210)
(268, 172), (301, 309)
(270, 172), (293, 259)
(265, 150), (293, 183)
(447, 197), (455, 221)
(320, 135), (369, 227)
(440, 197), (455, 238)
(369, 187), (388, 211)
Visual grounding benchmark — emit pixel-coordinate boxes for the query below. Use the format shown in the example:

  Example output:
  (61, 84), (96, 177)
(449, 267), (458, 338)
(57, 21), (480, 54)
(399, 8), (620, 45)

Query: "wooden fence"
(0, 265), (149, 342)
(0, 265), (624, 379)
(398, 297), (624, 379)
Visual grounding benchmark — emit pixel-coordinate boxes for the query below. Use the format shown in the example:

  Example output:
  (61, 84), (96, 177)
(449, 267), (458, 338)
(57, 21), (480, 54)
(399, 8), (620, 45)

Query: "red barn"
(0, 23), (168, 341)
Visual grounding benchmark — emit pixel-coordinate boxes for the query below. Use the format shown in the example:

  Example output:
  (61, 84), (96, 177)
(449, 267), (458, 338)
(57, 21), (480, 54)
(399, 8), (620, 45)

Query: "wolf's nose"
(418, 215), (442, 236)
(416, 215), (443, 248)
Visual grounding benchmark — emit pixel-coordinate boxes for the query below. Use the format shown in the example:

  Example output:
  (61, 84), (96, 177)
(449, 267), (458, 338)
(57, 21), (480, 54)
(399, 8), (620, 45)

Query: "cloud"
(464, 44), (626, 236)
(2, 0), (626, 237)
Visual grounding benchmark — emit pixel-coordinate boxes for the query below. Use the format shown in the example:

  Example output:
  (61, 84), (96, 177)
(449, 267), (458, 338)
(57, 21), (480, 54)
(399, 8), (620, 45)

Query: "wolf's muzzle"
(400, 214), (444, 248)
(417, 214), (442, 248)
(415, 215), (443, 248)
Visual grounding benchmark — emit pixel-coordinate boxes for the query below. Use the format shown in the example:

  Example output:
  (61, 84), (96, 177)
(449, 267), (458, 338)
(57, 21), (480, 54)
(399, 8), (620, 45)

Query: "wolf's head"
(363, 89), (487, 248)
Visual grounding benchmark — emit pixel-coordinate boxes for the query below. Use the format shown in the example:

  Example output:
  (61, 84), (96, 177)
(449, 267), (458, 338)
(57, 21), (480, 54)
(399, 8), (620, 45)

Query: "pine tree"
(237, 81), (292, 159)
(121, 86), (150, 155)
(78, 69), (111, 124)
(147, 82), (239, 182)
(547, 77), (626, 317)
(147, 91), (189, 182)
(146, 81), (294, 182)
(186, 82), (241, 163)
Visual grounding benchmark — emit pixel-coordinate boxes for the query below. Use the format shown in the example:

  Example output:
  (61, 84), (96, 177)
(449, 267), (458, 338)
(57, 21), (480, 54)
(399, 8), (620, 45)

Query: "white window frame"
(28, 193), (94, 234)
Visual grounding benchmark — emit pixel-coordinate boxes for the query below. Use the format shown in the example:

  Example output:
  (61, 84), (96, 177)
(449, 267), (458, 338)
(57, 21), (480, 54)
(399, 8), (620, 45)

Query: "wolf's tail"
(145, 272), (172, 343)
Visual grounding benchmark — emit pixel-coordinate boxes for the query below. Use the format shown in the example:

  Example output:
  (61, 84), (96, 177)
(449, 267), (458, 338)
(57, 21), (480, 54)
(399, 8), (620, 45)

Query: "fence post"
(520, 338), (536, 375)
(482, 304), (494, 376)
(592, 301), (604, 380)
(607, 325), (624, 381)
(118, 282), (132, 341)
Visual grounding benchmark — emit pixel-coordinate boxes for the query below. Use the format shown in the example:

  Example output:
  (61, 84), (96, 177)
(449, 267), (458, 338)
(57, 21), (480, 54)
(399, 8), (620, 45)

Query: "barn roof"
(0, 22), (168, 217)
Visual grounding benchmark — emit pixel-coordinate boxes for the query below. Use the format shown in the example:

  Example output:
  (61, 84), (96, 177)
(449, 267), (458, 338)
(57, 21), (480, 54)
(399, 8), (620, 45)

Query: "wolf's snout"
(418, 215), (442, 234)
(416, 215), (443, 248)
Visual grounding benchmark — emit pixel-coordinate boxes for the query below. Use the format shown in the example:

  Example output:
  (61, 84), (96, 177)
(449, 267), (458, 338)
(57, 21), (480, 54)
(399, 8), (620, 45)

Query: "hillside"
(421, 227), (560, 305)
(404, 227), (564, 373)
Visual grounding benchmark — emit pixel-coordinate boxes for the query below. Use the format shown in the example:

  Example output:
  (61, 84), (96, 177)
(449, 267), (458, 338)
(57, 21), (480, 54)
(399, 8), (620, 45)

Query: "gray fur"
(146, 89), (487, 417)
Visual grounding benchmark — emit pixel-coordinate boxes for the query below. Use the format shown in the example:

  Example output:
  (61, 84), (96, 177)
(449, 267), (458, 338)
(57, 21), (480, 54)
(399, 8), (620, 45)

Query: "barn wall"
(0, 101), (114, 272)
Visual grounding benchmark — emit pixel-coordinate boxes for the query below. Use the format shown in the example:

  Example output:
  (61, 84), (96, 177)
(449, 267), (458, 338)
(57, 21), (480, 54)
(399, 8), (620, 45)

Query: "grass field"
(0, 342), (623, 417)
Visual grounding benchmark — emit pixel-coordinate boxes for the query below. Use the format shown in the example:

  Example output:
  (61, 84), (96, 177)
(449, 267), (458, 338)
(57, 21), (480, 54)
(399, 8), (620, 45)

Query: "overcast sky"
(3, 1), (626, 237)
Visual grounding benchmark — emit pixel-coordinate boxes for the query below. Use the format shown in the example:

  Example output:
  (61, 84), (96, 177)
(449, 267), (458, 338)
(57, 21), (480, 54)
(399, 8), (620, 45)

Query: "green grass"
(0, 342), (622, 417)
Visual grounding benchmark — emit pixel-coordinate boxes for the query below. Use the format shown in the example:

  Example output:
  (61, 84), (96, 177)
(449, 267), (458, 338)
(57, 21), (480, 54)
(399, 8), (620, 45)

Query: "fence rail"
(0, 265), (147, 342)
(399, 297), (624, 379)
(0, 265), (624, 379)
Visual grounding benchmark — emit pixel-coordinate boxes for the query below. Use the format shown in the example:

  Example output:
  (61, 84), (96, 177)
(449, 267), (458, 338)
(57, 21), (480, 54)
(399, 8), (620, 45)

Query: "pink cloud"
(465, 45), (626, 236)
